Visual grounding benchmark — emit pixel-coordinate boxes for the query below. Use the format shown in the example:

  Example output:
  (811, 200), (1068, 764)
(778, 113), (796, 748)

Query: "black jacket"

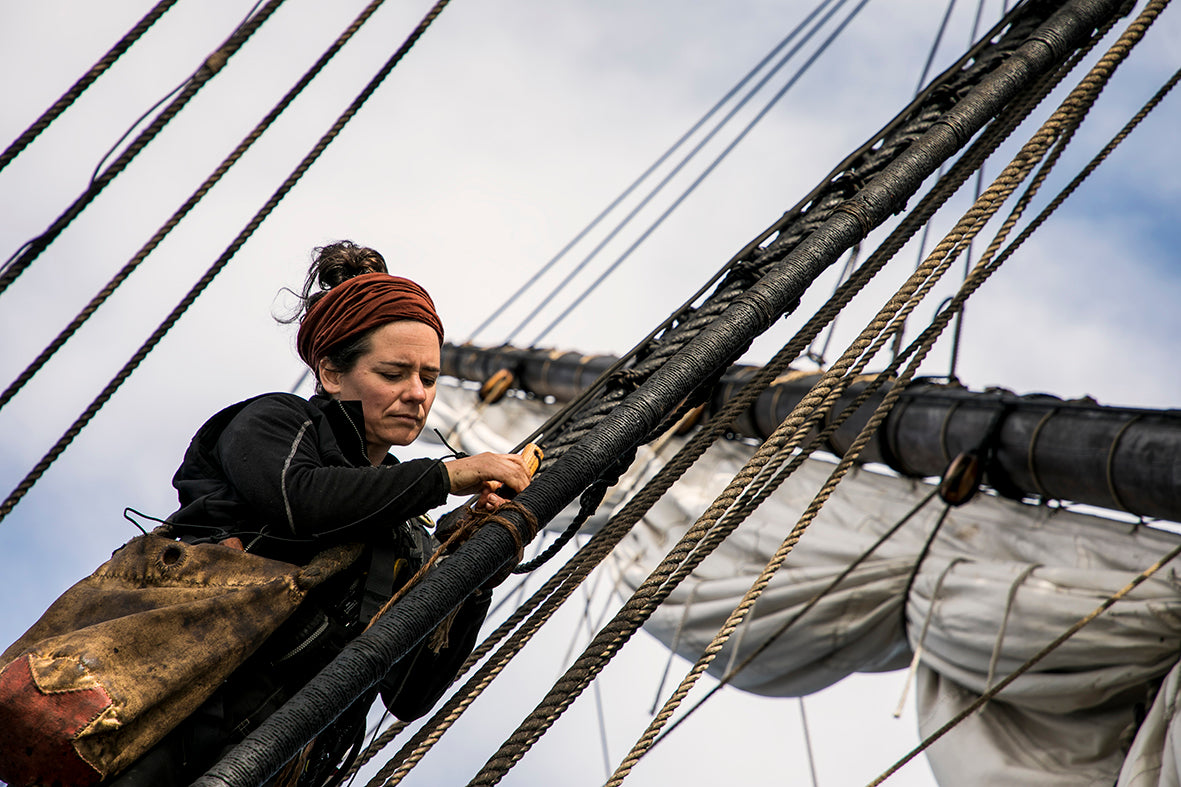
(170, 392), (450, 563)
(159, 393), (486, 758)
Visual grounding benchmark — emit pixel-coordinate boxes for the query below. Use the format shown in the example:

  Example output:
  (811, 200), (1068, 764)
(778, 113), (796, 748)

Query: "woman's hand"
(444, 452), (534, 509)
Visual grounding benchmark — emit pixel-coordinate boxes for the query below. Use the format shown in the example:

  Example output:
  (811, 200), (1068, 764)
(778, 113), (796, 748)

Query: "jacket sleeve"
(215, 396), (450, 540)
(378, 588), (492, 722)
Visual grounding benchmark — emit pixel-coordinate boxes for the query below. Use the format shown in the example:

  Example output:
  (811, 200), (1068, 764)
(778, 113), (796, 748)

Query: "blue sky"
(1, 1), (1179, 784)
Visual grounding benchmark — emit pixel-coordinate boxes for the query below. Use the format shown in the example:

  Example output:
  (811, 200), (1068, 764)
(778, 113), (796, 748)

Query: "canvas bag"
(0, 533), (361, 787)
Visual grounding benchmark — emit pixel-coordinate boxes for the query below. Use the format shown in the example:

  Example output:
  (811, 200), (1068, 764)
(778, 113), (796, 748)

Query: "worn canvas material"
(0, 533), (359, 786)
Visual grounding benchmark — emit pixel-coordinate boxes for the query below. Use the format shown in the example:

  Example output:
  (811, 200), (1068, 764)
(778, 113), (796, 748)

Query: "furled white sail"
(428, 383), (1181, 786)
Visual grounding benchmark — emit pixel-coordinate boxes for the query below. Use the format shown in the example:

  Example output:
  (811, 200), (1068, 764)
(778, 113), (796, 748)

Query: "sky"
(0, 0), (1179, 785)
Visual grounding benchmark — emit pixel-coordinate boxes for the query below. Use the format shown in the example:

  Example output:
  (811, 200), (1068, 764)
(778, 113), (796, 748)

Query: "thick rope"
(350, 32), (1077, 782)
(0, 0), (286, 296)
(592, 9), (1170, 780)
(0, 0), (394, 414)
(535, 0), (1065, 471)
(0, 0), (454, 527)
(630, 23), (1181, 784)
(0, 0), (181, 173)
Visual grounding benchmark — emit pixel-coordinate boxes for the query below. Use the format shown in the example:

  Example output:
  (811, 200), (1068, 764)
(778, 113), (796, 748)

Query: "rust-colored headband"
(296, 272), (443, 371)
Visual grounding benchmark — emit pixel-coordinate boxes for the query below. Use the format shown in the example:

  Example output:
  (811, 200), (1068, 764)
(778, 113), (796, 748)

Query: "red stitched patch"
(0, 655), (110, 786)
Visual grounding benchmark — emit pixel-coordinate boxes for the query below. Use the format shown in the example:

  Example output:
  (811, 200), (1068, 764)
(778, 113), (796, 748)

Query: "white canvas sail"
(428, 382), (1181, 786)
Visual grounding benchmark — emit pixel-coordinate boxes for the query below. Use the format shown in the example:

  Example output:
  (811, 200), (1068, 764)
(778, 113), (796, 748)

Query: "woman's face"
(319, 320), (440, 464)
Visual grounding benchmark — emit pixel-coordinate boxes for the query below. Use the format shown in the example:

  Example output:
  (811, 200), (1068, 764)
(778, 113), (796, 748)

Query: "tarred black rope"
(0, 0), (286, 297)
(0, 0), (181, 173)
(534, 0), (1059, 469)
(0, 0), (454, 527)
(0, 0), (393, 414)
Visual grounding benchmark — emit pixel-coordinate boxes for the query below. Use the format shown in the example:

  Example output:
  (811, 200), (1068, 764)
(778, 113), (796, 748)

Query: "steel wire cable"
(0, 0), (181, 173)
(531, 0), (1056, 471)
(524, 0), (875, 348)
(0, 0), (286, 297)
(0, 0), (394, 414)
(465, 0), (841, 344)
(0, 0), (455, 527)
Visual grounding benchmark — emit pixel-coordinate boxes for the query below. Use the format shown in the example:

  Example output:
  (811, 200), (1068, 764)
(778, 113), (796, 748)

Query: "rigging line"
(493, 0), (1043, 454)
(501, 0), (856, 346)
(916, 0), (960, 96)
(865, 65), (1181, 787)
(0, 0), (181, 174)
(526, 0), (877, 348)
(368, 16), (1080, 781)
(88, 0), (270, 187)
(0, 0), (396, 415)
(605, 19), (1150, 775)
(464, 0), (841, 344)
(389, 20), (1103, 783)
(0, 0), (456, 528)
(372, 320), (869, 784)
(799, 698), (821, 787)
(0, 0), (287, 298)
(654, 488), (942, 748)
(483, 176), (995, 783)
(607, 233), (1011, 787)
(525, 1), (1054, 463)
(868, 540), (1181, 787)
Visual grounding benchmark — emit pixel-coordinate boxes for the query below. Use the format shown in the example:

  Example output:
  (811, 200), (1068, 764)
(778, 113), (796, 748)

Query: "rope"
(0, 0), (181, 173)
(351, 5), (1124, 780)
(0, 0), (455, 527)
(604, 9), (1170, 777)
(0, 0), (395, 414)
(520, 0), (876, 347)
(0, 0), (286, 296)
(484, 143), (1024, 781)
(466, 0), (843, 344)
(653, 487), (941, 746)
(355, 33), (1073, 781)
(534, 0), (1076, 470)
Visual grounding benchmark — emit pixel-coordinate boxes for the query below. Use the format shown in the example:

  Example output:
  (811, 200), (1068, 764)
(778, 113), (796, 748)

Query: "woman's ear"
(318, 359), (343, 396)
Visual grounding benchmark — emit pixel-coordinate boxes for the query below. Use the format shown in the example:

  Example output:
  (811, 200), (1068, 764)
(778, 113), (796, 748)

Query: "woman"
(110, 241), (533, 786)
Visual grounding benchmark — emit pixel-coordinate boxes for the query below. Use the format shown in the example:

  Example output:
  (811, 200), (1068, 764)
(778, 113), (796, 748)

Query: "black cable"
(0, 0), (287, 296)
(0, 0), (396, 415)
(494, 0), (847, 346)
(0, 0), (181, 173)
(524, 0), (877, 347)
(466, 0), (842, 344)
(0, 0), (455, 527)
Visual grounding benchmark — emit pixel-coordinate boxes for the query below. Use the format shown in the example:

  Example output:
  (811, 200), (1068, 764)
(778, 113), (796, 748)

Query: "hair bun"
(288, 240), (389, 318)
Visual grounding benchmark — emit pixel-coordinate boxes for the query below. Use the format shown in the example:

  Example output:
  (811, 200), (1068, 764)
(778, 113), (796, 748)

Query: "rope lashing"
(359, 29), (1101, 779)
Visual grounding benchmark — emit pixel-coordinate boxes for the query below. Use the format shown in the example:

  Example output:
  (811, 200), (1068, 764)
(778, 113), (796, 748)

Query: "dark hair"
(285, 241), (388, 390)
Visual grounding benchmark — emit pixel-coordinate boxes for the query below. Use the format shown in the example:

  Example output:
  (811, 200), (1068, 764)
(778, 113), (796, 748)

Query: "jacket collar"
(310, 394), (371, 466)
